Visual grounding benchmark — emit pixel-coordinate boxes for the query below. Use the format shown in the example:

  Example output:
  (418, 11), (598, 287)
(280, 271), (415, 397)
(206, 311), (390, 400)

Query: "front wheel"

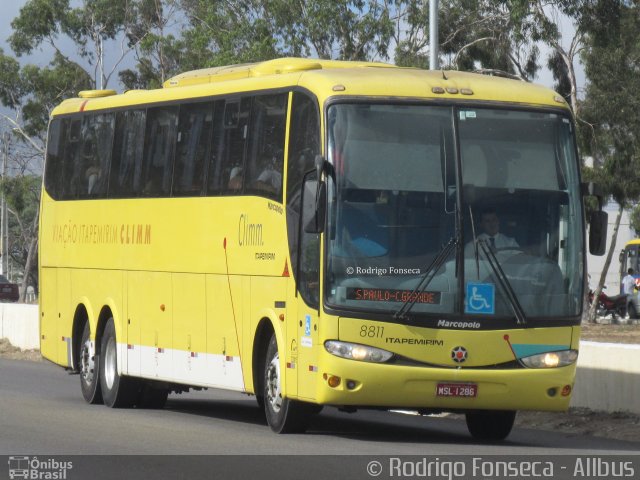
(99, 318), (140, 408)
(465, 411), (516, 441)
(263, 334), (314, 433)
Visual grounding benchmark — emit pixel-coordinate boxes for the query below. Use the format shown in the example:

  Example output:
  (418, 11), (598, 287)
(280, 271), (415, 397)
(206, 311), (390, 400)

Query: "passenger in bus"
(253, 156), (282, 194)
(228, 166), (243, 191)
(82, 141), (101, 195)
(465, 208), (518, 255)
(85, 162), (101, 195)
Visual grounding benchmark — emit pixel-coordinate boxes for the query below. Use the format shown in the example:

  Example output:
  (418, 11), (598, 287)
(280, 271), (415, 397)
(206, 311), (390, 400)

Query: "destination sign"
(346, 288), (441, 304)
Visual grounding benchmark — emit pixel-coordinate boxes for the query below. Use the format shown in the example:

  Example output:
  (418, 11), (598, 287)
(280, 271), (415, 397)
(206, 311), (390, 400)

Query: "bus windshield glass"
(325, 104), (584, 320)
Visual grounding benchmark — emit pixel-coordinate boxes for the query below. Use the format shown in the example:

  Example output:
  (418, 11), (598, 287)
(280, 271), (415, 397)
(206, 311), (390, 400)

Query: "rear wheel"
(79, 322), (102, 404)
(100, 318), (140, 408)
(263, 334), (314, 433)
(465, 411), (516, 441)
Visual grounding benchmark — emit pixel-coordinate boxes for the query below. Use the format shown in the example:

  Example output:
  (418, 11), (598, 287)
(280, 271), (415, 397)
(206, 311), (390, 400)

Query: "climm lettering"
(238, 214), (264, 246)
(120, 224), (151, 245)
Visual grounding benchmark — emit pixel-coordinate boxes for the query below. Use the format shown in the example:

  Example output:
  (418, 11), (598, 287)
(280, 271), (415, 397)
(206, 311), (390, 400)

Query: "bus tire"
(263, 334), (312, 433)
(99, 318), (139, 408)
(465, 410), (516, 441)
(137, 383), (169, 409)
(79, 322), (102, 404)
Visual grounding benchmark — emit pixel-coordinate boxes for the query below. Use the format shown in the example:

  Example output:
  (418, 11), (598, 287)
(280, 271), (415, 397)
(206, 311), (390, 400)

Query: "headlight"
(325, 340), (394, 363)
(520, 350), (578, 368)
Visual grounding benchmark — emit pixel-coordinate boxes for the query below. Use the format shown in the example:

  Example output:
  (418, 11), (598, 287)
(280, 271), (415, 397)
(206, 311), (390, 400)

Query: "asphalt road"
(1, 358), (639, 479)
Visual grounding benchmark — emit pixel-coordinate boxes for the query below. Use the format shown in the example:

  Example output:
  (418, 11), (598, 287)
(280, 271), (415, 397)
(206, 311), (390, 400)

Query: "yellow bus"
(40, 57), (606, 440)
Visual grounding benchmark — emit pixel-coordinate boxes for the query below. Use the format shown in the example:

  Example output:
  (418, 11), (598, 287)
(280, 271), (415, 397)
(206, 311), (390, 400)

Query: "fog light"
(561, 385), (572, 396)
(346, 380), (357, 390)
(327, 375), (341, 388)
(547, 387), (557, 397)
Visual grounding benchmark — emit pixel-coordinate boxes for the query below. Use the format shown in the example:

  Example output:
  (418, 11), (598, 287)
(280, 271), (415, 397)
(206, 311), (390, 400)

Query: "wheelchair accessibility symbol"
(465, 282), (495, 314)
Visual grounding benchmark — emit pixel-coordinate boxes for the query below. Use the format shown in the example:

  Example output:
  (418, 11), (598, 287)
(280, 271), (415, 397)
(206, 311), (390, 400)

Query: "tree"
(580, 0), (640, 322)
(630, 204), (640, 237)
(9, 0), (140, 90)
(2, 173), (41, 295)
(119, 0), (184, 89)
(263, 0), (394, 61)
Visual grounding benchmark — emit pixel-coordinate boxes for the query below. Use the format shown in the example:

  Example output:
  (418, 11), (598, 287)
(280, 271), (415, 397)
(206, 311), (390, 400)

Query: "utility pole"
(1, 131), (8, 279)
(429, 0), (439, 70)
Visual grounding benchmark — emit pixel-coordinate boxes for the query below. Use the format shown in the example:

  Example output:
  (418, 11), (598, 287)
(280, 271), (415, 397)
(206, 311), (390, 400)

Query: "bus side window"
(110, 110), (146, 198)
(81, 113), (114, 198)
(245, 93), (288, 201)
(203, 100), (226, 193)
(60, 118), (82, 199)
(208, 98), (251, 195)
(141, 106), (178, 197)
(44, 118), (65, 199)
(173, 102), (214, 196)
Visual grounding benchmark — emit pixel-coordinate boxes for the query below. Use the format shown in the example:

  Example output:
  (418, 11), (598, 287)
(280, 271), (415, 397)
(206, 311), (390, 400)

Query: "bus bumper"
(312, 352), (576, 412)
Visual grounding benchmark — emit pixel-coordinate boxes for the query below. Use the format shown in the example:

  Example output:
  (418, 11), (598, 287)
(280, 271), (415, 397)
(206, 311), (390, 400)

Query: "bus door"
(294, 175), (322, 401)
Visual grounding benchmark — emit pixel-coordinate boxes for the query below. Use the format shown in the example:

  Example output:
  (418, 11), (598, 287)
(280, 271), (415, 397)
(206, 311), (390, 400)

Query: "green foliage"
(394, 1), (543, 79)
(630, 204), (640, 237)
(0, 174), (41, 287)
(581, 1), (640, 208)
(8, 0), (71, 56)
(0, 49), (24, 110)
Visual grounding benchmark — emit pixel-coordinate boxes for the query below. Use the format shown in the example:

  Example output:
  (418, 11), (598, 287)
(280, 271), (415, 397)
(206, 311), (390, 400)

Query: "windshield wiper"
(394, 236), (457, 320)
(468, 205), (481, 278)
(476, 239), (527, 325)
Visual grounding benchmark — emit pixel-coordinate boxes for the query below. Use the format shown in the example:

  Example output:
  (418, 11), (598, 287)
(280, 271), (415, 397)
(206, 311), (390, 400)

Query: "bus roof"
(52, 57), (569, 116)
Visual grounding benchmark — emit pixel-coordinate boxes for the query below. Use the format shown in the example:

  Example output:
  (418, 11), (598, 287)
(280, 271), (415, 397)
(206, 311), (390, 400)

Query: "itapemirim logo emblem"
(8, 456), (73, 479)
(451, 346), (468, 363)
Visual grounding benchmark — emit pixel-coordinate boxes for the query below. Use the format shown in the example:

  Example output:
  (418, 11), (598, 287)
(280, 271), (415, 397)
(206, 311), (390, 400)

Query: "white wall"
(572, 341), (640, 415)
(0, 303), (39, 350)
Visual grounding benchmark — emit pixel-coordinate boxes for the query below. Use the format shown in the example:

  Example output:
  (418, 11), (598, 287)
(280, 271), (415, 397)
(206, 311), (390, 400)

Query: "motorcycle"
(588, 288), (629, 323)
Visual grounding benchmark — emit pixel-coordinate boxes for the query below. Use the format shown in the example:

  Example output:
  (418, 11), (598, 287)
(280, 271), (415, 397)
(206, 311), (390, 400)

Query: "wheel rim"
(266, 352), (282, 413)
(104, 336), (117, 390)
(80, 339), (95, 385)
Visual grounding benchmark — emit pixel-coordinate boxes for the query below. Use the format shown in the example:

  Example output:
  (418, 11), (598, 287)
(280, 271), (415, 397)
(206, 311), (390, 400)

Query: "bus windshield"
(325, 103), (584, 320)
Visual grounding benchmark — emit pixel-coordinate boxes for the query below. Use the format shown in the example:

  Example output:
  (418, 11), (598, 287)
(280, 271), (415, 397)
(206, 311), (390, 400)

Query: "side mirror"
(302, 174), (326, 234)
(589, 210), (608, 256)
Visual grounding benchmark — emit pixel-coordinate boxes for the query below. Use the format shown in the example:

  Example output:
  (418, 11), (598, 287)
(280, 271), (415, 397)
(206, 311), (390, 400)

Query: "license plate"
(2, 287), (11, 292)
(436, 383), (478, 397)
